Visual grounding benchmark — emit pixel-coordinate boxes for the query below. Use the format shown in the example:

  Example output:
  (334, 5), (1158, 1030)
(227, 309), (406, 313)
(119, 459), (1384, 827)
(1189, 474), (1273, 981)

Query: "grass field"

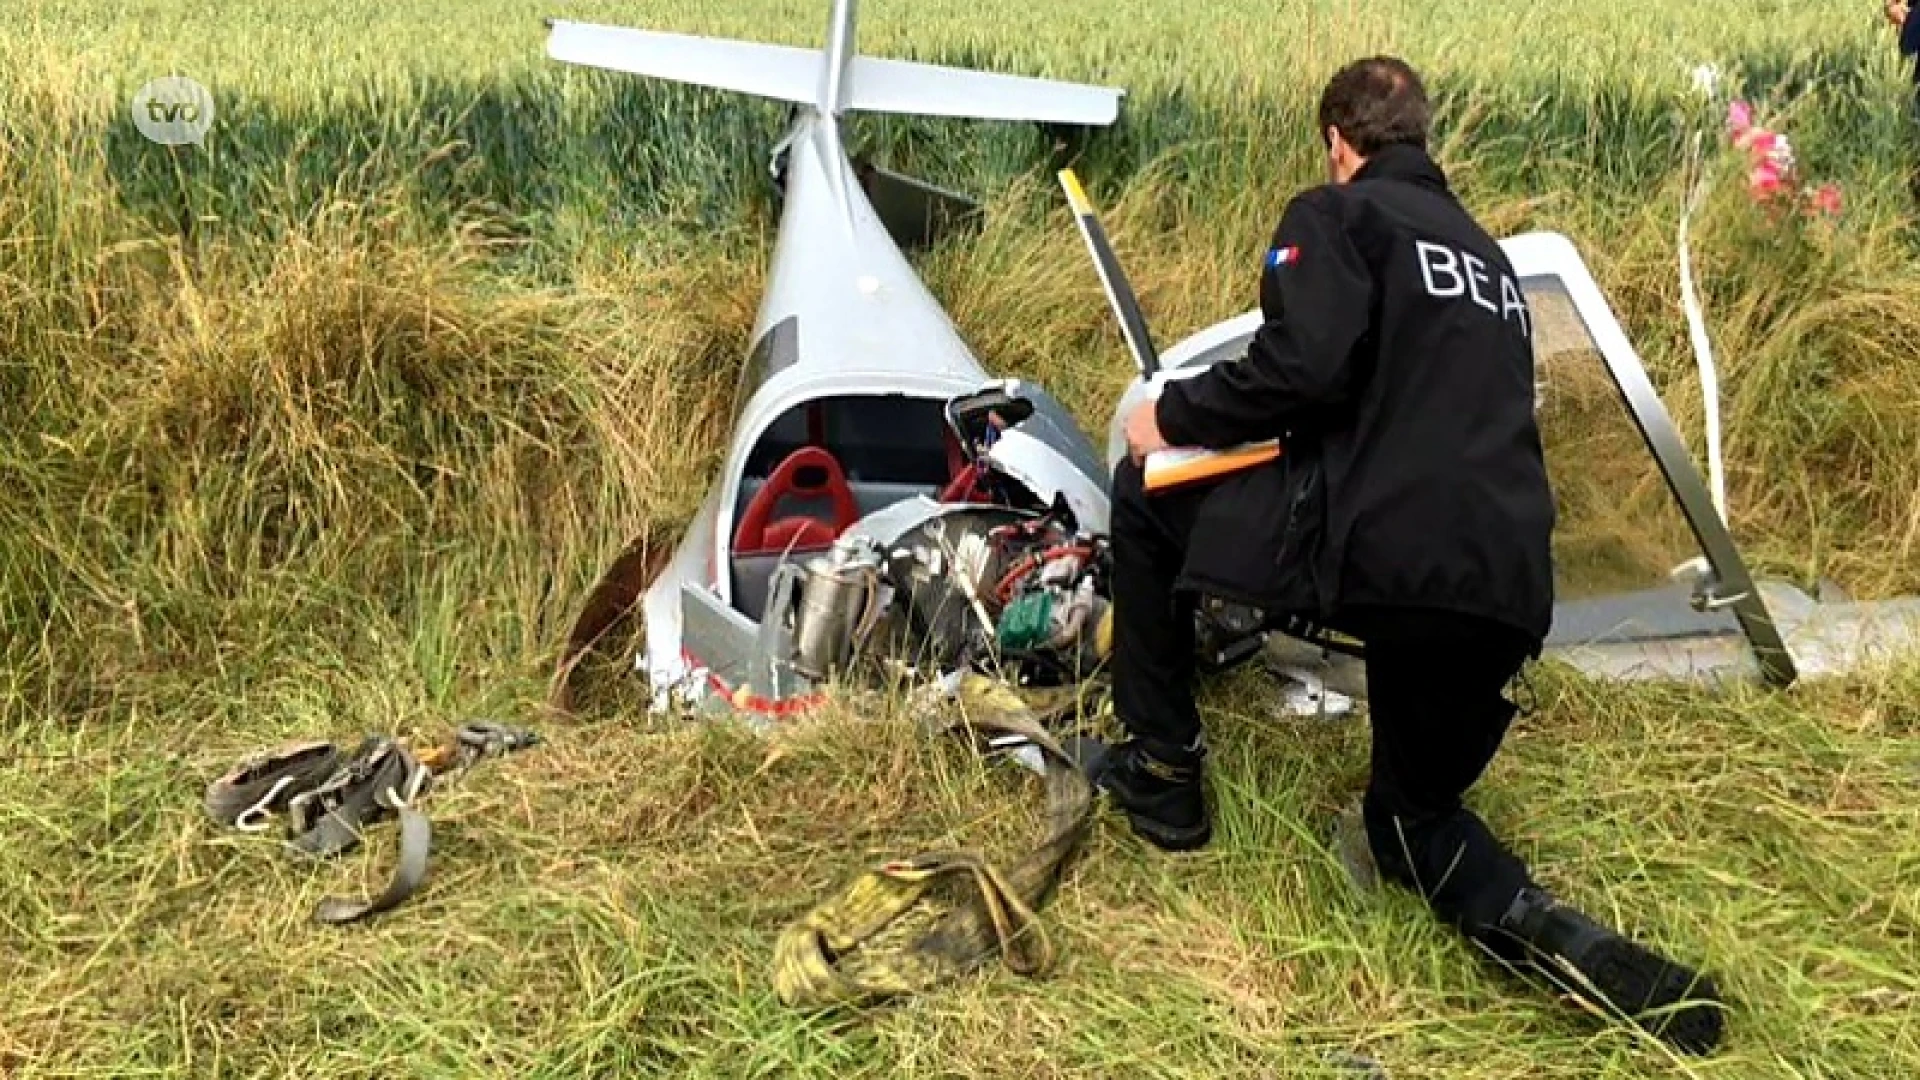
(5, 0), (1920, 1076)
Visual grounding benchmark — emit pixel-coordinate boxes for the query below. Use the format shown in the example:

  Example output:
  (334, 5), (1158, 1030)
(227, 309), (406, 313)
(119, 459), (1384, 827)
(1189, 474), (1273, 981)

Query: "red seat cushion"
(733, 447), (860, 556)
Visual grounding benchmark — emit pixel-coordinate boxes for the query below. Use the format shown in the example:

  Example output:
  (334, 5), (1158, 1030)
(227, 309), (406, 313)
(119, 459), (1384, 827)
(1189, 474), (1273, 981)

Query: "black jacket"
(1154, 144), (1556, 643)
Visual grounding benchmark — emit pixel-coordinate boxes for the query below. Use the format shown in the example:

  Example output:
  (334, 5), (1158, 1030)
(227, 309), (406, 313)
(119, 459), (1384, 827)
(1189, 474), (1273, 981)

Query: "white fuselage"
(752, 112), (993, 383)
(637, 107), (1109, 708)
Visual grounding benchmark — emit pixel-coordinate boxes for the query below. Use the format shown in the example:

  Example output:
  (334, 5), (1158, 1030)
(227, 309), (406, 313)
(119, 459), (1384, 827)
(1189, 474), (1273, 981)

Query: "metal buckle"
(380, 759), (431, 811)
(287, 739), (392, 833)
(234, 775), (297, 833)
(454, 722), (541, 765)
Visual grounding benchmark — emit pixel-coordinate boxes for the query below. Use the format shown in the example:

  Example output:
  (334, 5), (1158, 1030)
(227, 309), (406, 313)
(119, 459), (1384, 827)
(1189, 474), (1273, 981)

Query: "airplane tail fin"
(543, 4), (1123, 126)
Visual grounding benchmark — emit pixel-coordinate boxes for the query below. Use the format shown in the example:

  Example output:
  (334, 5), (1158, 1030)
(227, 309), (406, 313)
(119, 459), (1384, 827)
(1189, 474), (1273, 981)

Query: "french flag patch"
(1267, 245), (1300, 268)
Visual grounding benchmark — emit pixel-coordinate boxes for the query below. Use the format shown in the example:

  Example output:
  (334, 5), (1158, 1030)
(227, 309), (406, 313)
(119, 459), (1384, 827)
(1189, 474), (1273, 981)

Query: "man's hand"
(1888, 0), (1908, 28)
(1124, 398), (1170, 463)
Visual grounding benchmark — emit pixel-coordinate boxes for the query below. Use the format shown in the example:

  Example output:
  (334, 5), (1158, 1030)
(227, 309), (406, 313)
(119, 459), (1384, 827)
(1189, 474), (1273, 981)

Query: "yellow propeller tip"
(1057, 168), (1092, 214)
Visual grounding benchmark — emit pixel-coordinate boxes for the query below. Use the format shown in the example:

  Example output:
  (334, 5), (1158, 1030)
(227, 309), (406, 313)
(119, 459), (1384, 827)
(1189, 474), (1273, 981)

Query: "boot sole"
(1538, 933), (1725, 1054)
(1068, 735), (1213, 852)
(1122, 809), (1212, 852)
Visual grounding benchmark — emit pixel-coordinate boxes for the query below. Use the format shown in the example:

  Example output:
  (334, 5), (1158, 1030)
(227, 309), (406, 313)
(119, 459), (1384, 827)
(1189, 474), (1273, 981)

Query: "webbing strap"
(771, 674), (1093, 1008)
(204, 741), (342, 830)
(203, 723), (537, 925)
(312, 804), (432, 925)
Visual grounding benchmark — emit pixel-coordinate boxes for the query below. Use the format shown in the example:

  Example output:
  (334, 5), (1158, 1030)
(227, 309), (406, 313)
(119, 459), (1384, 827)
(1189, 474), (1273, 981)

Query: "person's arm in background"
(1891, 0), (1920, 55)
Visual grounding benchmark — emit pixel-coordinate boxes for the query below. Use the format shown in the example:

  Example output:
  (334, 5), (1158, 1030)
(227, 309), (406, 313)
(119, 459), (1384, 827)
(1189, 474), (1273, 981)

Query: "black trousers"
(1108, 457), (1539, 936)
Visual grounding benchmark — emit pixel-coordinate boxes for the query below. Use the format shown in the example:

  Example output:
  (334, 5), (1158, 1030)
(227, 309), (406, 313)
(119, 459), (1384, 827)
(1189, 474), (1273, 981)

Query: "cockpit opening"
(728, 392), (1047, 620)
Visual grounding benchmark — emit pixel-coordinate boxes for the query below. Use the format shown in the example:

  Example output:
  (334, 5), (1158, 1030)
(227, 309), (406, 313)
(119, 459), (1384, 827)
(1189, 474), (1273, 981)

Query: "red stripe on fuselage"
(680, 647), (825, 716)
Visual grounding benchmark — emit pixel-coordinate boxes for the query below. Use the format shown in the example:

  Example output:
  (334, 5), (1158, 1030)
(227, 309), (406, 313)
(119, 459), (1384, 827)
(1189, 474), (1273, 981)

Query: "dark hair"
(1316, 56), (1430, 156)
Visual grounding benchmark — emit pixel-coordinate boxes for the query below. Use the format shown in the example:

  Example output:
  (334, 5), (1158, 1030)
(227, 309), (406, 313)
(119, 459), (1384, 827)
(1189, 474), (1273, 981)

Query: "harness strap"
(203, 723), (537, 926)
(203, 740), (343, 829)
(286, 736), (429, 857)
(770, 674), (1092, 1007)
(313, 803), (432, 925)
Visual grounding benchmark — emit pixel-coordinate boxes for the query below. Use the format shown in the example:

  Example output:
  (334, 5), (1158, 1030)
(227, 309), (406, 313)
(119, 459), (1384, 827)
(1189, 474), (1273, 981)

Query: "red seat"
(733, 447), (860, 556)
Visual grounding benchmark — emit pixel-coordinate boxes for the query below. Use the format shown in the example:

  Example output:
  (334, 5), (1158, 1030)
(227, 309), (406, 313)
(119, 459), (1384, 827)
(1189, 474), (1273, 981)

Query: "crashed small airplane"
(544, 0), (1126, 719)
(548, 0), (1920, 719)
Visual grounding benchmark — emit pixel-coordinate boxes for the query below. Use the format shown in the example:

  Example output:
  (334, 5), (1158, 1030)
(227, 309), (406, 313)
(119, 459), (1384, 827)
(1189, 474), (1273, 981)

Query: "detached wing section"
(545, 18), (1122, 126)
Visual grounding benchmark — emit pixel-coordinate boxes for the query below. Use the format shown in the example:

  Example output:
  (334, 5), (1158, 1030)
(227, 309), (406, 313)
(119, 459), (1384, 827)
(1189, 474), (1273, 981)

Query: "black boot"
(1479, 887), (1726, 1054)
(1079, 737), (1211, 851)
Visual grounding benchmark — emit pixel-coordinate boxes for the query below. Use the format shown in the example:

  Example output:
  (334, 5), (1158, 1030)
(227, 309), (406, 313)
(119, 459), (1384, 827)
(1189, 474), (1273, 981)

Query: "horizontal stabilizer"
(847, 56), (1122, 126)
(545, 18), (1123, 125)
(546, 20), (822, 106)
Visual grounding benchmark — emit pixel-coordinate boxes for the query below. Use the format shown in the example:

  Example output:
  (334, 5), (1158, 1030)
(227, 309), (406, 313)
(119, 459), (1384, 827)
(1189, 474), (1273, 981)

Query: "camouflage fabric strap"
(771, 674), (1094, 1007)
(203, 723), (539, 925)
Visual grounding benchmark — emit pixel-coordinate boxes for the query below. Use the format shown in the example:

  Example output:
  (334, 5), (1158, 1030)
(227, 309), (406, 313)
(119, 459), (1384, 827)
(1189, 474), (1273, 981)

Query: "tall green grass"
(3, 1), (1919, 1076)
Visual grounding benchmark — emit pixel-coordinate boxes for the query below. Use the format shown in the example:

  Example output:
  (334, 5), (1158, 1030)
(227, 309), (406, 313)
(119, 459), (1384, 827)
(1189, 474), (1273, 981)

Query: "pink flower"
(1719, 101), (1840, 223)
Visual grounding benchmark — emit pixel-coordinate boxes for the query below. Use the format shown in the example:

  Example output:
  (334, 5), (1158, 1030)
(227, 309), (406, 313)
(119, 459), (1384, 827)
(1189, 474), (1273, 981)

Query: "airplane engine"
(763, 494), (1113, 696)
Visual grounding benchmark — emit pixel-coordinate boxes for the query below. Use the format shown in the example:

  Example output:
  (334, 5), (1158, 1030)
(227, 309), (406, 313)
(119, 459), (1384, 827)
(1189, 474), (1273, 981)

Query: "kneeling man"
(1093, 55), (1726, 1054)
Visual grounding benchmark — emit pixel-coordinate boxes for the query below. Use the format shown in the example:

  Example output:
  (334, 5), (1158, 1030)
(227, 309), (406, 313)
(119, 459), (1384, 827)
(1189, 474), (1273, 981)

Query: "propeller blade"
(1057, 168), (1159, 379)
